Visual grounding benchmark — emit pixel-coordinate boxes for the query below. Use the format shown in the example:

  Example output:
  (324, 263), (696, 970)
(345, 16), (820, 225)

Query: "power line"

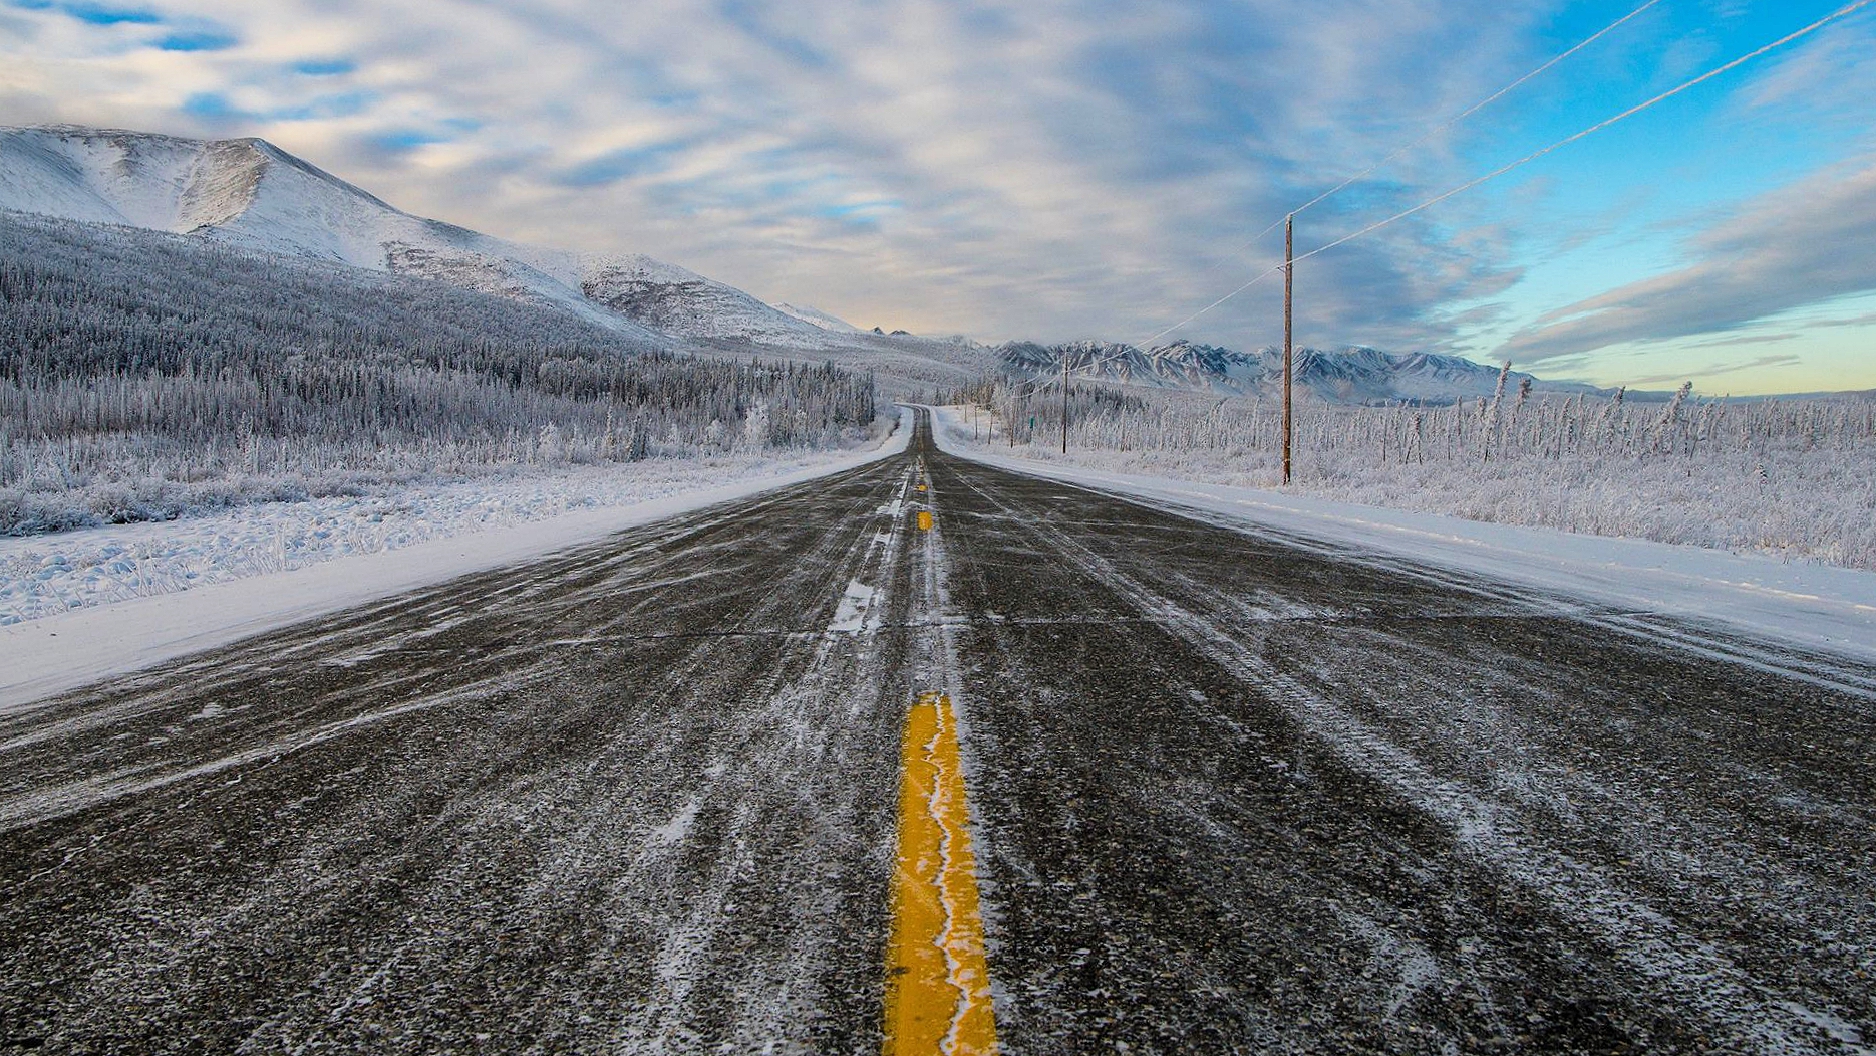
(1290, 0), (1876, 271)
(1140, 0), (1876, 346)
(1066, 0), (1672, 378)
(1042, 0), (1869, 394)
(1214, 0), (1668, 278)
(1135, 261), (1286, 351)
(1282, 0), (1666, 227)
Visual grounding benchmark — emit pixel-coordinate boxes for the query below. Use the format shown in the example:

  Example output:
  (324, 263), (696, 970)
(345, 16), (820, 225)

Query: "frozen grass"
(950, 387), (1876, 570)
(0, 443), (883, 625)
(0, 420), (877, 536)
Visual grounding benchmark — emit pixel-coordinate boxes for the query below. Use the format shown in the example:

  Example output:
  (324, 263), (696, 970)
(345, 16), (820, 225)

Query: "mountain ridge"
(0, 124), (826, 348)
(769, 302), (865, 334)
(998, 339), (1628, 405)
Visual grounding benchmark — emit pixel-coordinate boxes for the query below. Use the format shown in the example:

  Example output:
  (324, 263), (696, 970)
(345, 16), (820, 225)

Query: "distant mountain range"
(2, 123), (1665, 405)
(1000, 340), (1615, 405)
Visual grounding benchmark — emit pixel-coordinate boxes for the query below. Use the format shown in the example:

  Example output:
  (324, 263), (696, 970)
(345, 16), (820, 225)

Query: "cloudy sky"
(4, 0), (1873, 393)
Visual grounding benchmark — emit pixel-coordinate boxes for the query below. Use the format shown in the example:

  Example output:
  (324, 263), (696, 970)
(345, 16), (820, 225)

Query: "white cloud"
(1505, 152), (1876, 363)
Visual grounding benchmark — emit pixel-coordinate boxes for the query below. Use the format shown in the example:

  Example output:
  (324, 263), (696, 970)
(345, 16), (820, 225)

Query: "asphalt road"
(3, 410), (1871, 1055)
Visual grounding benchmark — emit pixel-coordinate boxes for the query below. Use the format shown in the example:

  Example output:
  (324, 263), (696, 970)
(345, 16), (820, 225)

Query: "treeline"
(0, 212), (878, 533)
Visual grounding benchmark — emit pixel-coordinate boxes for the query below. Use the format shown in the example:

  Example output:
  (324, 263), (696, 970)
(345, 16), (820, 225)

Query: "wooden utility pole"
(1282, 213), (1294, 486)
(1060, 354), (1069, 454)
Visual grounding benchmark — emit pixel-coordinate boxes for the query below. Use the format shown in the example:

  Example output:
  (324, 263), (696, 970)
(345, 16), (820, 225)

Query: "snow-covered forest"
(946, 378), (1876, 570)
(0, 213), (879, 534)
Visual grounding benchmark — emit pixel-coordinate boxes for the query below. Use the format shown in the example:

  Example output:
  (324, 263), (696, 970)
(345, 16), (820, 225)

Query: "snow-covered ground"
(930, 406), (1876, 668)
(1, 411), (910, 709)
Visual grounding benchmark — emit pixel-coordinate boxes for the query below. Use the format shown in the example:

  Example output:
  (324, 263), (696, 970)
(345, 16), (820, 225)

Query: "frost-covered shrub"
(743, 399), (770, 450)
(961, 379), (1876, 570)
(537, 423), (567, 465)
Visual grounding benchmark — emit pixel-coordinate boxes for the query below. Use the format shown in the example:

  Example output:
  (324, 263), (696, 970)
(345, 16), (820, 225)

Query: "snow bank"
(930, 406), (1876, 668)
(0, 410), (910, 711)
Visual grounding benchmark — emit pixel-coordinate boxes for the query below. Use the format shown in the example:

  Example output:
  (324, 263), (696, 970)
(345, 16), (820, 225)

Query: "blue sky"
(3, 0), (1873, 393)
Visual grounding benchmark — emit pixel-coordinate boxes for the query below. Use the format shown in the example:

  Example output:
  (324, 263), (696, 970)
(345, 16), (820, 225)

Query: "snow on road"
(1, 411), (911, 711)
(930, 406), (1876, 668)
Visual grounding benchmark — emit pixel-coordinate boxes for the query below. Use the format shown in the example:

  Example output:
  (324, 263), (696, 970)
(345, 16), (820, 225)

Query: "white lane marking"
(828, 580), (879, 635)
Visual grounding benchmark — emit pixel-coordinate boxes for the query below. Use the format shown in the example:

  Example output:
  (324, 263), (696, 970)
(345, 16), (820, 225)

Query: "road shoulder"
(1, 410), (914, 712)
(927, 405), (1876, 670)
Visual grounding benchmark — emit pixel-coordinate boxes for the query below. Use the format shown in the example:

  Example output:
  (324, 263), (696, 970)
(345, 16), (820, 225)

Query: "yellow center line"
(885, 691), (997, 1056)
(917, 510), (934, 532)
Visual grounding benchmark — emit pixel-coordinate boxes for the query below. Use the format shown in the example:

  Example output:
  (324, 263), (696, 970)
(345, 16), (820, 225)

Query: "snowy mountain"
(0, 124), (845, 350)
(0, 124), (1011, 390)
(1003, 340), (1264, 392)
(578, 255), (836, 347)
(769, 302), (865, 334)
(0, 124), (675, 342)
(1000, 340), (1606, 405)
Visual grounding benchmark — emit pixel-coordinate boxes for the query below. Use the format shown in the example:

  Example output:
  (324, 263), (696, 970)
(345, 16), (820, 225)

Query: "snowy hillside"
(0, 124), (674, 341)
(1000, 339), (1610, 405)
(770, 302), (866, 334)
(0, 125), (843, 349)
(578, 255), (836, 347)
(0, 124), (1013, 388)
